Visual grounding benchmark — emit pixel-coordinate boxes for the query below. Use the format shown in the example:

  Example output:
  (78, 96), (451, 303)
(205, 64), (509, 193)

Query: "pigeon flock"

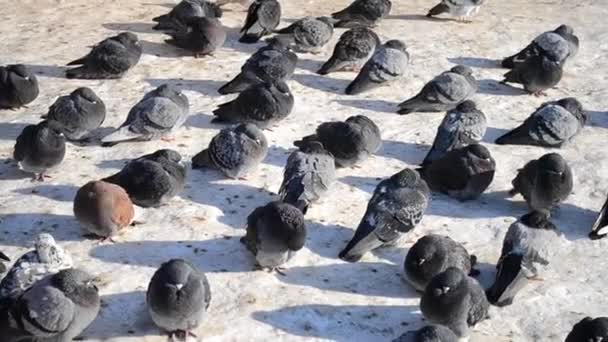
(0, 0), (607, 341)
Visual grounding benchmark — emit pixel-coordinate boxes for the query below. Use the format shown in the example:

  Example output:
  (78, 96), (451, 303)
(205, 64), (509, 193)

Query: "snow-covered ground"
(1, 0), (607, 341)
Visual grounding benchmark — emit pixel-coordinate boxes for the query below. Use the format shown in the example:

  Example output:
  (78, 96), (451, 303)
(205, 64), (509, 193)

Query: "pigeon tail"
(317, 55), (344, 75)
(218, 73), (250, 95)
(344, 76), (373, 95)
(426, 3), (450, 17)
(101, 126), (143, 144)
(397, 97), (422, 115)
(495, 127), (531, 145)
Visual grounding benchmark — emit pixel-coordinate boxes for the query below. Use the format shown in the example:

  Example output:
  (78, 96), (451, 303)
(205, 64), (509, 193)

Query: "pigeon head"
(316, 16), (335, 27)
(35, 233), (58, 261)
(51, 268), (100, 305)
(206, 2), (223, 18)
(406, 236), (445, 271)
(116, 32), (139, 46)
(158, 259), (193, 292)
(456, 100), (477, 112)
(520, 211), (557, 230)
(148, 149), (183, 164)
(150, 84), (189, 108)
(427, 267), (466, 297)
(39, 120), (66, 140)
(390, 168), (420, 188)
(7, 64), (32, 78)
(557, 97), (586, 124)
(273, 80), (291, 94)
(298, 140), (332, 156)
(73, 87), (100, 103)
(538, 153), (567, 173)
(466, 144), (491, 160)
(555, 24), (574, 36)
(238, 123), (267, 145)
(566, 317), (608, 342)
(450, 65), (474, 77)
(346, 115), (376, 129)
(385, 39), (407, 53)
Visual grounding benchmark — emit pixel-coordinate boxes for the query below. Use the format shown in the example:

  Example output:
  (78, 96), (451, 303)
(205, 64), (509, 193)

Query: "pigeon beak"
(442, 286), (450, 294)
(174, 283), (184, 291)
(417, 258), (426, 266)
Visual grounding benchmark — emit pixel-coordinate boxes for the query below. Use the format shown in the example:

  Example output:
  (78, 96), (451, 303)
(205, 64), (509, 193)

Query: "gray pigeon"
(486, 212), (560, 307)
(278, 140), (336, 214)
(0, 252), (9, 275)
(419, 143), (495, 201)
(13, 120), (66, 181)
(164, 17), (226, 58)
(509, 153), (573, 215)
(241, 201), (306, 273)
(239, 0), (281, 43)
(392, 324), (458, 342)
(293, 115), (381, 168)
(273, 17), (334, 54)
(0, 64), (39, 109)
(218, 39), (298, 94)
(345, 39), (409, 95)
(317, 27), (381, 75)
(426, 0), (485, 22)
(212, 81), (294, 129)
(104, 149), (187, 208)
(590, 195), (608, 240)
(397, 65), (477, 115)
(44, 87), (106, 142)
(566, 316), (608, 342)
(66, 32), (142, 79)
(331, 0), (392, 28)
(192, 123), (268, 179)
(501, 54), (563, 96)
(495, 97), (585, 147)
(339, 168), (430, 262)
(147, 259), (211, 340)
(422, 100), (487, 167)
(404, 234), (477, 292)
(420, 267), (489, 339)
(101, 84), (189, 145)
(153, 0), (223, 32)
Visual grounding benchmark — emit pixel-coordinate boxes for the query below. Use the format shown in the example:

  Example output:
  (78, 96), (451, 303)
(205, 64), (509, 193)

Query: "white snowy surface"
(0, 0), (607, 341)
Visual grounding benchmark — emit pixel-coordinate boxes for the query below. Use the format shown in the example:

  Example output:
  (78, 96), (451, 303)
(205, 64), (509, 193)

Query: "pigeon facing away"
(147, 259), (211, 340)
(495, 97), (585, 147)
(13, 120), (66, 181)
(339, 169), (430, 262)
(241, 201), (306, 273)
(66, 32), (142, 79)
(164, 17), (226, 58)
(501, 54), (563, 96)
(397, 65), (477, 115)
(104, 149), (187, 208)
(509, 153), (573, 215)
(345, 39), (409, 95)
(420, 267), (489, 339)
(239, 0), (281, 43)
(0, 252), (9, 275)
(101, 84), (189, 145)
(294, 115), (381, 168)
(590, 195), (608, 240)
(278, 140), (336, 214)
(565, 316), (608, 342)
(317, 27), (381, 75)
(426, 0), (485, 22)
(212, 81), (294, 129)
(404, 234), (477, 292)
(153, 0), (223, 32)
(74, 180), (135, 241)
(392, 324), (458, 342)
(419, 144), (495, 201)
(273, 17), (334, 54)
(331, 0), (392, 28)
(44, 87), (106, 141)
(502, 25), (579, 69)
(422, 100), (487, 167)
(192, 123), (268, 179)
(0, 64), (39, 110)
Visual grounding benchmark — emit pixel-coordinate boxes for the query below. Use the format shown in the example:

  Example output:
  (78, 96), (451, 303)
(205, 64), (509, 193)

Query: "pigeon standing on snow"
(345, 39), (409, 95)
(339, 169), (430, 262)
(192, 123), (268, 179)
(331, 0), (392, 28)
(164, 17), (226, 57)
(147, 259), (211, 341)
(13, 120), (66, 181)
(273, 17), (334, 54)
(422, 100), (487, 167)
(566, 317), (608, 342)
(0, 64), (39, 110)
(495, 97), (585, 147)
(590, 195), (608, 240)
(392, 324), (458, 342)
(426, 0), (485, 22)
(397, 65), (477, 115)
(66, 32), (142, 79)
(241, 201), (307, 273)
(239, 0), (281, 43)
(104, 149), (187, 208)
(317, 27), (381, 75)
(500, 54), (563, 96)
(294, 115), (381, 168)
(153, 0), (223, 32)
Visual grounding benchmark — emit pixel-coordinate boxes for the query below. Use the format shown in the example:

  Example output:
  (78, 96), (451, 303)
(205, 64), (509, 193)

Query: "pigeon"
(192, 123), (268, 179)
(486, 212), (561, 307)
(13, 120), (66, 181)
(339, 168), (430, 262)
(241, 201), (306, 273)
(565, 316), (608, 342)
(422, 100), (487, 167)
(0, 252), (9, 275)
(73, 180), (135, 241)
(392, 324), (458, 342)
(212, 81), (294, 129)
(495, 97), (585, 147)
(153, 0), (223, 32)
(590, 195), (608, 240)
(426, 0), (485, 22)
(272, 17), (334, 54)
(239, 0), (281, 43)
(101, 84), (189, 145)
(317, 27), (381, 75)
(44, 87), (106, 142)
(278, 140), (336, 214)
(345, 39), (409, 95)
(147, 259), (211, 340)
(397, 65), (477, 115)
(419, 143), (495, 201)
(509, 153), (573, 216)
(218, 39), (298, 94)
(294, 115), (381, 168)
(500, 54), (563, 96)
(404, 234), (477, 292)
(331, 0), (392, 28)
(420, 267), (489, 339)
(0, 64), (39, 110)
(66, 32), (142, 79)
(502, 25), (579, 69)
(104, 149), (187, 208)
(164, 17), (227, 58)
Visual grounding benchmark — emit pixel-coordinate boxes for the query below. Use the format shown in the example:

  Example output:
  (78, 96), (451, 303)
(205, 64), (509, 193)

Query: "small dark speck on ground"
(229, 210), (237, 214)
(401, 321), (409, 326)
(371, 268), (378, 273)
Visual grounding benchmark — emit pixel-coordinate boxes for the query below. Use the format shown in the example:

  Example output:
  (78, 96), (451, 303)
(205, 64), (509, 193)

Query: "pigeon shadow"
(477, 79), (527, 96)
(265, 144), (293, 168)
(474, 261), (498, 290)
(102, 22), (158, 34)
(304, 221), (355, 259)
(13, 184), (79, 203)
(386, 14), (459, 23)
(376, 139), (429, 165)
(222, 27), (265, 54)
(339, 175), (381, 194)
(586, 110), (608, 128)
(426, 190), (516, 219)
(293, 73), (350, 95)
(447, 57), (503, 69)
(0, 213), (81, 247)
(0, 122), (28, 141)
(297, 58), (323, 73)
(335, 99), (397, 114)
(22, 64), (70, 78)
(550, 202), (598, 241)
(145, 78), (225, 96)
(139, 39), (185, 58)
(95, 158), (131, 170)
(0, 160), (34, 181)
(482, 127), (510, 143)
(183, 113), (217, 130)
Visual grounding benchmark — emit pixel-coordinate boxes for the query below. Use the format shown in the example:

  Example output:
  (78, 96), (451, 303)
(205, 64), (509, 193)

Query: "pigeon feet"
(532, 91), (547, 97)
(161, 136), (175, 142)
